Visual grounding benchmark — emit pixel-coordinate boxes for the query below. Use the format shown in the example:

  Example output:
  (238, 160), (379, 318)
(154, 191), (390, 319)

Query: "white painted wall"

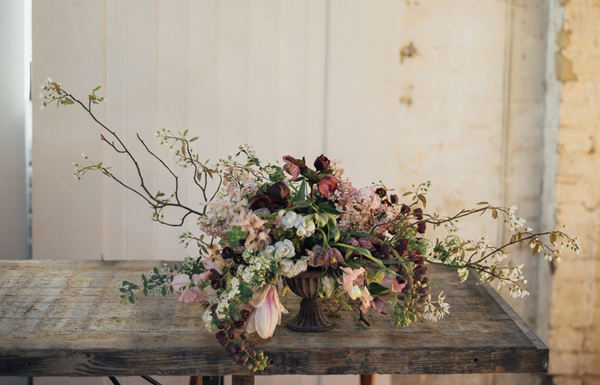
(0, 0), (28, 264)
(31, 1), (555, 384)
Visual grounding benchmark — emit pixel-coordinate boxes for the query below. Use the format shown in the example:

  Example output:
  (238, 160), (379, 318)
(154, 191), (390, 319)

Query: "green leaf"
(339, 297), (353, 311)
(153, 267), (160, 275)
(402, 191), (412, 196)
(128, 295), (135, 304)
(224, 225), (246, 249)
(190, 137), (199, 142)
(93, 85), (102, 92)
(297, 180), (307, 201)
(357, 321), (371, 330)
(183, 129), (189, 136)
(161, 286), (167, 296)
(367, 282), (389, 296)
(119, 288), (128, 293)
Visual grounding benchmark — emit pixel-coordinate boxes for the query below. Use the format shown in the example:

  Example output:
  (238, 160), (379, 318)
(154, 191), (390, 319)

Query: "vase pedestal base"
(287, 297), (334, 332)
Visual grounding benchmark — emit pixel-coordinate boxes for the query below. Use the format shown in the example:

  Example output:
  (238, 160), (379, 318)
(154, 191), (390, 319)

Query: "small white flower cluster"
(281, 211), (315, 237)
(237, 249), (275, 286)
(423, 292), (450, 322)
(505, 206), (526, 231)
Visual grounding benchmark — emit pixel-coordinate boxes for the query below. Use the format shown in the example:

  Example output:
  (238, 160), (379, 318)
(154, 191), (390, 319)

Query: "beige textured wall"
(550, 0), (600, 384)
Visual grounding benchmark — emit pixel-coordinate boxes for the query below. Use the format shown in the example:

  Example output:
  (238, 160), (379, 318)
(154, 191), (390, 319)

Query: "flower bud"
(314, 154), (330, 172)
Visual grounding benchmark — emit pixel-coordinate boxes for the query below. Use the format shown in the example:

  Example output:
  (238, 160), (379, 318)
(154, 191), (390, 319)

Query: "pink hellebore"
(282, 156), (301, 181)
(380, 273), (405, 293)
(246, 284), (288, 339)
(317, 175), (339, 198)
(341, 267), (365, 291)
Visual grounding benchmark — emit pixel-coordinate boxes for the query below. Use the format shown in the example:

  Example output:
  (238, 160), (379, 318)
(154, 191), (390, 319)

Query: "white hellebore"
(246, 284), (288, 338)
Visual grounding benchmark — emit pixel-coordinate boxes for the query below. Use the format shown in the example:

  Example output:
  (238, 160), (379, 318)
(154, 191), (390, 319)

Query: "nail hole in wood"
(473, 358), (478, 363)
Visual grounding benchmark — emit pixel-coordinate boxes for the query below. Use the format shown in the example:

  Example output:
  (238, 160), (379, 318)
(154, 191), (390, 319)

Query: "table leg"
(232, 375), (255, 385)
(360, 374), (375, 385)
(189, 376), (224, 385)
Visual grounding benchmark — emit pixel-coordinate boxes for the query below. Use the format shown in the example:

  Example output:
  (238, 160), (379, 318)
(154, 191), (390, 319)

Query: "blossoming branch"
(41, 79), (580, 373)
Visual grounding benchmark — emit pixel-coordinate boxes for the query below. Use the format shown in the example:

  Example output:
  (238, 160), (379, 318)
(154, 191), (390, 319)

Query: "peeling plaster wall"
(549, 0), (600, 383)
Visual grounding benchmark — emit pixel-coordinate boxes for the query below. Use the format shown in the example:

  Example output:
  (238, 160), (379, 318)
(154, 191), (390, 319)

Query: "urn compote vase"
(284, 269), (335, 332)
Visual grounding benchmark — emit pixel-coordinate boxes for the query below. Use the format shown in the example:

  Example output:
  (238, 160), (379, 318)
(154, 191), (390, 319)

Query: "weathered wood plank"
(0, 260), (547, 377)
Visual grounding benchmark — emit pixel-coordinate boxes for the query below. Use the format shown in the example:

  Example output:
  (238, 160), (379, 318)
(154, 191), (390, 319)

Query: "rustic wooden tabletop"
(0, 260), (548, 378)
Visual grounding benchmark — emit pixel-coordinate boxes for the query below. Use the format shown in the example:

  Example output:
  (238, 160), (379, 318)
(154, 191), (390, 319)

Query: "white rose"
(282, 211), (299, 229)
(274, 239), (295, 260)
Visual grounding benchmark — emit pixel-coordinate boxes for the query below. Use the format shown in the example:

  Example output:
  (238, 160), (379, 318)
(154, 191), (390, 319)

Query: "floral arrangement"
(41, 79), (580, 373)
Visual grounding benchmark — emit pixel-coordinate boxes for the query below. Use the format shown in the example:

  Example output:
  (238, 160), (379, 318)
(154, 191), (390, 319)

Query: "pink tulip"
(178, 286), (207, 303)
(171, 274), (191, 292)
(246, 284), (288, 338)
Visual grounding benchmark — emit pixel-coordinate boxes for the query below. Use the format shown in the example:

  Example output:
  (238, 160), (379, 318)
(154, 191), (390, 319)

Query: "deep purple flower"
(249, 194), (274, 213)
(314, 154), (330, 172)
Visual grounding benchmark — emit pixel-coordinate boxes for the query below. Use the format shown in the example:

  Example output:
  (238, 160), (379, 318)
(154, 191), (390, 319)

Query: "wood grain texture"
(0, 260), (547, 377)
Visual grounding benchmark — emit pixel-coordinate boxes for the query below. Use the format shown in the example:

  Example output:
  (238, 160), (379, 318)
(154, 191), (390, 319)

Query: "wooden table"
(0, 260), (548, 380)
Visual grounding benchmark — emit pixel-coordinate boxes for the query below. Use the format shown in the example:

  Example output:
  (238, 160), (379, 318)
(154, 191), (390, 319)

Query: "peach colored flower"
(341, 267), (365, 291)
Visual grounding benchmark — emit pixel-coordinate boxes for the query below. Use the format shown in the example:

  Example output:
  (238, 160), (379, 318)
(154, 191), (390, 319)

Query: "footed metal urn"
(284, 269), (335, 332)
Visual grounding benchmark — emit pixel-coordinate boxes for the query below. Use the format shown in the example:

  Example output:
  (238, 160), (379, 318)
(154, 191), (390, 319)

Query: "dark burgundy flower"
(414, 208), (424, 220)
(249, 194), (274, 213)
(395, 239), (409, 256)
(317, 175), (339, 198)
(401, 204), (411, 214)
(375, 187), (387, 198)
(265, 180), (290, 204)
(282, 156), (302, 180)
(314, 154), (330, 172)
(390, 194), (399, 204)
(417, 222), (426, 234)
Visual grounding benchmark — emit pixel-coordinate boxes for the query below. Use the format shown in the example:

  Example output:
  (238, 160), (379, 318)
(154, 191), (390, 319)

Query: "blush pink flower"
(359, 287), (374, 312)
(246, 284), (288, 338)
(178, 286), (207, 303)
(171, 274), (191, 292)
(341, 267), (365, 291)
(380, 273), (405, 293)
